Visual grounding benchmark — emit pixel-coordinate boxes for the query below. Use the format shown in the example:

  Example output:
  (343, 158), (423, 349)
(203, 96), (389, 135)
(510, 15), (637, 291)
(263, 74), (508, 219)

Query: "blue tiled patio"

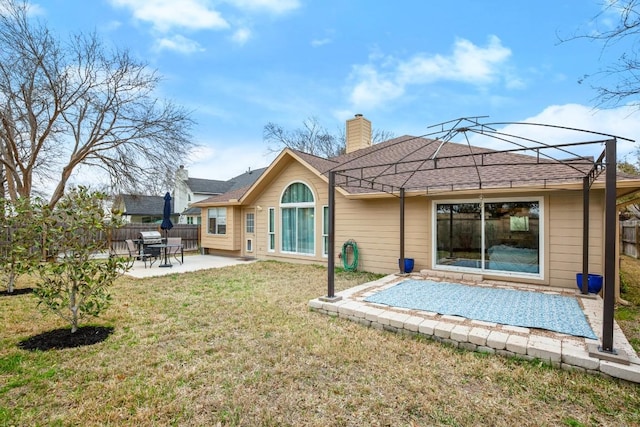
(309, 270), (640, 383)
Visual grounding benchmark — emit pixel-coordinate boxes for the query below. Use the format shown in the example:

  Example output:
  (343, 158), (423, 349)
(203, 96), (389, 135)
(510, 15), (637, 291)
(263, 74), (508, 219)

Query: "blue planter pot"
(576, 273), (603, 294)
(399, 258), (415, 273)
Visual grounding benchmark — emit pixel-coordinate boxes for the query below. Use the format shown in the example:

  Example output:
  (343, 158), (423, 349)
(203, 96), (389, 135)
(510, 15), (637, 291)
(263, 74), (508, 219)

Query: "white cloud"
(349, 64), (404, 108)
(109, 0), (229, 32)
(225, 0), (301, 14)
(311, 38), (331, 47)
(101, 20), (123, 32)
(186, 144), (276, 181)
(466, 104), (640, 161)
(0, 2), (44, 16)
(347, 36), (513, 110)
(231, 27), (252, 45)
(155, 35), (204, 53)
(399, 36), (511, 85)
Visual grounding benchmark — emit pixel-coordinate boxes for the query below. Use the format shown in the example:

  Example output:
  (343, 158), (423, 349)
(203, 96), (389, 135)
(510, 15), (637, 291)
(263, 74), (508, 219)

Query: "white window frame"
(207, 207), (227, 235)
(322, 205), (329, 257)
(246, 212), (255, 233)
(280, 181), (316, 256)
(431, 196), (544, 280)
(267, 207), (275, 252)
(246, 238), (253, 252)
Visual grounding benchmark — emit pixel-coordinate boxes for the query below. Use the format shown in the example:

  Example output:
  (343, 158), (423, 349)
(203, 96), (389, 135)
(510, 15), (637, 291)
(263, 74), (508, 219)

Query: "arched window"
(281, 182), (315, 255)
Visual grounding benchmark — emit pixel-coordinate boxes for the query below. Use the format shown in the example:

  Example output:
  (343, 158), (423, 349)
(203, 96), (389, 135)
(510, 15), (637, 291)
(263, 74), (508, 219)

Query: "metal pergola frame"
(324, 117), (635, 356)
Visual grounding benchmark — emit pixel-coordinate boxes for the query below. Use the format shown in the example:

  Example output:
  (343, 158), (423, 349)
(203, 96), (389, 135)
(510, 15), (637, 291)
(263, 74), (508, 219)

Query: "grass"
(1, 261), (639, 426)
(618, 255), (640, 353)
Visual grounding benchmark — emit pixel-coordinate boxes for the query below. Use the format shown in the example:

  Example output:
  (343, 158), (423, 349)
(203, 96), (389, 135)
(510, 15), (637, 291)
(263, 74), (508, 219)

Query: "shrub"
(34, 187), (128, 333)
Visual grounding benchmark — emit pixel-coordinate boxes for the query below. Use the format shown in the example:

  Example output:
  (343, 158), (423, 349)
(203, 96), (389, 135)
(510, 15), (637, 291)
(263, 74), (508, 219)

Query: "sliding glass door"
(436, 203), (483, 269)
(435, 199), (541, 275)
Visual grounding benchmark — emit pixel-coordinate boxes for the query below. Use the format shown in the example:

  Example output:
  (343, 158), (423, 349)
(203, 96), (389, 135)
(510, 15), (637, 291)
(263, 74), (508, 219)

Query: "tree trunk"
(70, 289), (78, 333)
(7, 270), (15, 293)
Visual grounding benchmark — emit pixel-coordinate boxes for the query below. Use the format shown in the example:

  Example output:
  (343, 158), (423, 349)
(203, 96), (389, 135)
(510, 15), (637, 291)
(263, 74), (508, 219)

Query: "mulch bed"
(18, 326), (114, 351)
(0, 288), (33, 297)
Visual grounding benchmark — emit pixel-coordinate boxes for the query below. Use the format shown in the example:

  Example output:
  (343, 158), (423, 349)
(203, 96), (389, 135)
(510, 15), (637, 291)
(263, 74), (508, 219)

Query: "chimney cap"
(354, 113), (363, 117)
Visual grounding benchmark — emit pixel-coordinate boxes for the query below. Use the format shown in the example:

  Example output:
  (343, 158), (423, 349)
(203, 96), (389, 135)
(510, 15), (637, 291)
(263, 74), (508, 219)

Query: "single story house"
(193, 114), (640, 291)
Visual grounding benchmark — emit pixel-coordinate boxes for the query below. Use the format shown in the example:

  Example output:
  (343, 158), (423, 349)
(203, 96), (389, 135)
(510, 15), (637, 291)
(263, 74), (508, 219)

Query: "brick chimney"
(345, 114), (372, 154)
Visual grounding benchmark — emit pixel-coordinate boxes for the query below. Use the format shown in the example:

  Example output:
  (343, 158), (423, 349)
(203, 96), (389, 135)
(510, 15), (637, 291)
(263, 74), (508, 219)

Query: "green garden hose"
(341, 239), (359, 271)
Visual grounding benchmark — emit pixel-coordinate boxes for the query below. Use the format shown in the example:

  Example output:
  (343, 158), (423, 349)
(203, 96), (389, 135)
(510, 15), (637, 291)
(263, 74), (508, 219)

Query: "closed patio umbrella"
(159, 192), (173, 267)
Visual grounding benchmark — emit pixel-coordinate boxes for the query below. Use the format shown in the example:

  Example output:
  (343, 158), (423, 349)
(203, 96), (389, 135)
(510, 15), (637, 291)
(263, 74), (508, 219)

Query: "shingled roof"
(119, 194), (173, 215)
(195, 131), (639, 206)
(186, 177), (230, 195)
(227, 167), (268, 191)
(324, 135), (601, 194)
(185, 168), (268, 196)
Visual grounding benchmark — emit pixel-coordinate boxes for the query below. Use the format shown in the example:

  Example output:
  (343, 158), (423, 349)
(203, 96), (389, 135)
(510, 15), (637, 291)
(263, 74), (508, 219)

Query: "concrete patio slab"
(124, 254), (255, 278)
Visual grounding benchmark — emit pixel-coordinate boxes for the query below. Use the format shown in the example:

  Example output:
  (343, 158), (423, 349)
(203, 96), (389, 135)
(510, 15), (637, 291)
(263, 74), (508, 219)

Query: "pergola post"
(399, 188), (405, 273)
(601, 138), (617, 352)
(323, 170), (341, 302)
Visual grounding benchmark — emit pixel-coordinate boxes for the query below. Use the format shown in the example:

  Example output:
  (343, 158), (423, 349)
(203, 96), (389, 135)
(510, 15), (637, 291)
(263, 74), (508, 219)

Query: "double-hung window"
(207, 208), (227, 235)
(281, 182), (315, 255)
(268, 208), (275, 252)
(322, 205), (329, 256)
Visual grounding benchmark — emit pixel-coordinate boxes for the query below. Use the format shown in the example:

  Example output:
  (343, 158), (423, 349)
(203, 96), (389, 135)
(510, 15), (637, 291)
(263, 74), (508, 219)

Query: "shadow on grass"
(0, 288), (33, 297)
(18, 326), (114, 351)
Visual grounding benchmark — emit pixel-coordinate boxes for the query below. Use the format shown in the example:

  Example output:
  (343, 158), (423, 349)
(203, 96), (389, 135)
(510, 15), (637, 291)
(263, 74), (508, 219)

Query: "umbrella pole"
(159, 229), (171, 268)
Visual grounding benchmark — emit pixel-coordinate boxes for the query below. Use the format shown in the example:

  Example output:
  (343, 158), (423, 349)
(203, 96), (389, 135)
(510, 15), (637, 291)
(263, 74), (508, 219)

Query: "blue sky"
(35, 0), (640, 182)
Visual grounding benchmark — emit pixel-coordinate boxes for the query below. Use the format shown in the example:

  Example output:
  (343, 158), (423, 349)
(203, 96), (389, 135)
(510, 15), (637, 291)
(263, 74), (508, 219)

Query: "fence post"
(636, 223), (640, 259)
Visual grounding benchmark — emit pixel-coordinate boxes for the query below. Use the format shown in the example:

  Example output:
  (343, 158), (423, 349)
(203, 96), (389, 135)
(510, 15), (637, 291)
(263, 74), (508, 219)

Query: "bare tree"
(0, 0), (195, 207)
(264, 116), (341, 158)
(565, 0), (640, 109)
(264, 116), (395, 158)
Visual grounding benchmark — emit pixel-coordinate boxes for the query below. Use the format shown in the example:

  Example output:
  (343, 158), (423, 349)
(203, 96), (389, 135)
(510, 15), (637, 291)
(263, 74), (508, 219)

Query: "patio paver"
(309, 272), (640, 384)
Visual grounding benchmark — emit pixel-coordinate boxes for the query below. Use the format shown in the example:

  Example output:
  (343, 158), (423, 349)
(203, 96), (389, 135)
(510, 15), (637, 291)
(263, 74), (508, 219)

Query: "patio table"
(148, 243), (183, 267)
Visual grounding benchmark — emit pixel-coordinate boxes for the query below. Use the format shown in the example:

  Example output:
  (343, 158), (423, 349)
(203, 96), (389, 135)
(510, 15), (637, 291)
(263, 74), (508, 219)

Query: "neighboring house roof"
(188, 169), (267, 209)
(184, 168), (268, 197)
(118, 194), (173, 215)
(182, 206), (201, 215)
(187, 177), (229, 195)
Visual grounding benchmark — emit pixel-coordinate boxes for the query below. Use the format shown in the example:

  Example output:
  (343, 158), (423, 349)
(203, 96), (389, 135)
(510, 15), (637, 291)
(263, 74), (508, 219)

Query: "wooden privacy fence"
(1, 223), (200, 259)
(110, 224), (201, 255)
(621, 220), (640, 258)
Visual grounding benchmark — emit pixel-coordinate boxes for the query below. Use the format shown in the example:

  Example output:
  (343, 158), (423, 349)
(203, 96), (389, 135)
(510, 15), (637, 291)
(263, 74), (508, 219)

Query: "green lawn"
(618, 255), (640, 353)
(1, 261), (639, 426)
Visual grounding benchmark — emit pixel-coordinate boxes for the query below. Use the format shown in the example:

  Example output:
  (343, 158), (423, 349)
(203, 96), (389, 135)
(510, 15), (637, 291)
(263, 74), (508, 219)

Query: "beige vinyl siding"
(547, 190), (604, 288)
(250, 160), (430, 273)
(333, 196), (430, 274)
(198, 154), (612, 290)
(200, 206), (240, 252)
(252, 160), (328, 263)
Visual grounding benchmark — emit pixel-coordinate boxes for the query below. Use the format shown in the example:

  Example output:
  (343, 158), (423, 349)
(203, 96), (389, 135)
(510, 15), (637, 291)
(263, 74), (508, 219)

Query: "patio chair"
(125, 239), (156, 268)
(166, 237), (184, 264)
